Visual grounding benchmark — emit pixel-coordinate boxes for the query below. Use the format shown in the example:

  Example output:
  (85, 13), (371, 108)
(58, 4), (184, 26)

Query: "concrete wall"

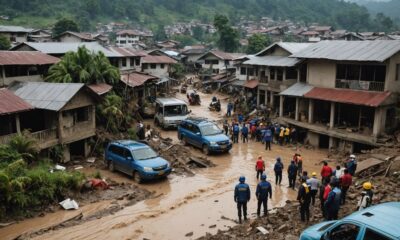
(59, 35), (83, 43)
(1, 32), (28, 43)
(186, 54), (202, 63)
(385, 51), (400, 93)
(118, 57), (141, 71)
(306, 131), (319, 147)
(143, 63), (170, 78)
(201, 55), (226, 72)
(307, 60), (336, 88)
(270, 47), (290, 56)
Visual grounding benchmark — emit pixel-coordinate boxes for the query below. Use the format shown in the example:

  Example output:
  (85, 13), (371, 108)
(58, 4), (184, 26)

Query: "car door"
(191, 125), (203, 148)
(323, 222), (363, 240)
(185, 123), (197, 146)
(119, 148), (133, 175)
(113, 146), (126, 172)
(360, 227), (395, 240)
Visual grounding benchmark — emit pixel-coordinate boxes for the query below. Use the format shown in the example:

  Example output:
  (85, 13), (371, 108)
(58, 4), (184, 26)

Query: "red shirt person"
(255, 156), (265, 180)
(339, 169), (353, 204)
(321, 161), (333, 183)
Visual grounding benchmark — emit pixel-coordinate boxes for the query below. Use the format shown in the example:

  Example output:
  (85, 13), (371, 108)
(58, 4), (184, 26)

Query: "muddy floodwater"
(0, 91), (328, 240)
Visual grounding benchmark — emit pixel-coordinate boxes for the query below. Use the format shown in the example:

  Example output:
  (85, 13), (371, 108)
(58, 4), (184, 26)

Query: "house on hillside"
(119, 71), (159, 100)
(141, 54), (177, 78)
(108, 47), (146, 71)
(116, 30), (153, 48)
(236, 42), (312, 114)
(54, 31), (96, 43)
(279, 40), (400, 152)
(156, 40), (180, 50)
(5, 82), (98, 162)
(0, 51), (59, 87)
(197, 50), (245, 74)
(28, 29), (52, 42)
(0, 25), (33, 44)
(180, 45), (208, 66)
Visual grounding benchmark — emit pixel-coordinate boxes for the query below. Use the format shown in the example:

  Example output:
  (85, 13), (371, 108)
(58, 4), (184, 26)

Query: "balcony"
(335, 79), (384, 92)
(62, 121), (95, 144)
(0, 128), (58, 149)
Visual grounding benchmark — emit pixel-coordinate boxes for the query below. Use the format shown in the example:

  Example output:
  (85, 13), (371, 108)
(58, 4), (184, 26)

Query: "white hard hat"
(350, 154), (356, 158)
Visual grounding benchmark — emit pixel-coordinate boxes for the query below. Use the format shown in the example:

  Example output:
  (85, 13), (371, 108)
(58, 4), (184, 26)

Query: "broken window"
(286, 67), (297, 80)
(240, 67), (246, 75)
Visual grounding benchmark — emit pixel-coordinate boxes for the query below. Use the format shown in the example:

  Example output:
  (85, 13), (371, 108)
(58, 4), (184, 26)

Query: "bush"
(128, 128), (137, 140)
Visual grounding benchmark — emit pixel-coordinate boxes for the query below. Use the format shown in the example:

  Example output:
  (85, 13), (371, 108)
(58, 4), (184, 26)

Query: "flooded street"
(0, 90), (328, 240)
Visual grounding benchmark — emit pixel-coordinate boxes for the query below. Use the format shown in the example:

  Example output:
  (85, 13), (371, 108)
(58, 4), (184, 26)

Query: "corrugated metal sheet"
(0, 88), (33, 115)
(199, 50), (245, 61)
(304, 87), (391, 107)
(108, 47), (146, 57)
(256, 42), (313, 56)
(120, 72), (158, 87)
(279, 83), (314, 97)
(9, 82), (84, 111)
(12, 42), (121, 57)
(291, 40), (400, 62)
(244, 79), (259, 89)
(0, 51), (60, 65)
(142, 55), (177, 64)
(243, 55), (301, 67)
(0, 25), (33, 33)
(87, 83), (112, 96)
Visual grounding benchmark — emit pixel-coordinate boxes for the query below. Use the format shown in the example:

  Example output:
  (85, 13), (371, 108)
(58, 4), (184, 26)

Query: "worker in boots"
(297, 177), (312, 222)
(357, 182), (374, 211)
(256, 174), (272, 217)
(274, 157), (284, 185)
(234, 176), (250, 223)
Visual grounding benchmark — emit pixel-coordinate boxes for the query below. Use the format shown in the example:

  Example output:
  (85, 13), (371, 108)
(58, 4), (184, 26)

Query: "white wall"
(59, 35), (84, 43)
(143, 63), (170, 78)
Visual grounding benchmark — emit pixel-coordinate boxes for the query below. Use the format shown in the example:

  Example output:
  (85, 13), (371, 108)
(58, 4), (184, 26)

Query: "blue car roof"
(110, 140), (148, 150)
(183, 117), (214, 126)
(344, 202), (400, 237)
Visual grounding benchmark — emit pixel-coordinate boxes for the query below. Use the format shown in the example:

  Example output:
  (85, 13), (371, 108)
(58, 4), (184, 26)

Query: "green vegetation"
(247, 34), (272, 54)
(354, 0), (400, 25)
(52, 18), (80, 36)
(46, 46), (120, 85)
(0, 0), (397, 32)
(0, 35), (11, 50)
(0, 134), (84, 218)
(97, 93), (124, 133)
(214, 15), (239, 52)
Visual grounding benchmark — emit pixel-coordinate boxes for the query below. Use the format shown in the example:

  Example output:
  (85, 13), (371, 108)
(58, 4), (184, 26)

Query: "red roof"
(304, 87), (391, 107)
(87, 83), (113, 96)
(120, 72), (158, 87)
(142, 55), (177, 64)
(244, 79), (259, 89)
(0, 88), (33, 115)
(0, 51), (60, 66)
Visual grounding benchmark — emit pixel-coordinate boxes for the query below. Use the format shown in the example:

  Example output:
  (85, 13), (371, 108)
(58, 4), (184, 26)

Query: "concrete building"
(4, 82), (98, 162)
(0, 51), (59, 87)
(198, 50), (244, 74)
(116, 30), (153, 48)
(0, 25), (33, 44)
(108, 47), (146, 71)
(141, 54), (177, 78)
(278, 40), (400, 152)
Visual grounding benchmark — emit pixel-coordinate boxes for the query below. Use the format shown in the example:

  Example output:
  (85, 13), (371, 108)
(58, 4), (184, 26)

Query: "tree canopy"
(214, 14), (239, 52)
(52, 18), (80, 36)
(46, 46), (119, 85)
(0, 35), (11, 50)
(247, 34), (272, 54)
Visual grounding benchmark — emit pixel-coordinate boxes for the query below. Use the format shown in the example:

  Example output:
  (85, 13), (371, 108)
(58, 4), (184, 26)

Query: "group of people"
(235, 153), (374, 224)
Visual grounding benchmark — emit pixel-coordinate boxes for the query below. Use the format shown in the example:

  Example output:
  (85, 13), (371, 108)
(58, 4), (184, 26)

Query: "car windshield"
(200, 123), (222, 136)
(318, 222), (335, 231)
(131, 147), (158, 160)
(164, 105), (187, 116)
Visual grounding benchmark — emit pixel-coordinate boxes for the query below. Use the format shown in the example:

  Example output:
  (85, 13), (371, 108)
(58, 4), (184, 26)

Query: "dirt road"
(0, 91), (328, 240)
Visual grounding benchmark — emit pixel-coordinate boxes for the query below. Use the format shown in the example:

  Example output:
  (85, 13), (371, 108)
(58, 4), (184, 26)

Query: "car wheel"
(182, 137), (188, 146)
(108, 161), (115, 172)
(133, 171), (142, 183)
(202, 145), (210, 155)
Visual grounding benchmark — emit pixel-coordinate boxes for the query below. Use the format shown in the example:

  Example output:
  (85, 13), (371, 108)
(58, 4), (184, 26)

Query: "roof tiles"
(0, 51), (60, 66)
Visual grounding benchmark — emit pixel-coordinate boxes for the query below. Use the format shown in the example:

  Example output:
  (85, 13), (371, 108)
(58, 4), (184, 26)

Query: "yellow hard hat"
(312, 172), (317, 176)
(363, 182), (372, 190)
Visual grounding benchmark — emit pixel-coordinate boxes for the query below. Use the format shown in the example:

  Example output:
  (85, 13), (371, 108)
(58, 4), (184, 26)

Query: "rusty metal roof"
(243, 79), (259, 89)
(292, 40), (400, 62)
(108, 47), (147, 57)
(142, 55), (177, 64)
(0, 51), (60, 65)
(87, 83), (113, 96)
(198, 50), (245, 61)
(0, 88), (33, 115)
(9, 82), (85, 111)
(304, 87), (391, 107)
(120, 72), (158, 88)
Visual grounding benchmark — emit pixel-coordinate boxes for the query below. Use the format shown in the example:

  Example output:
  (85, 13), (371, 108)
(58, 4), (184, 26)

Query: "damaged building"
(277, 40), (400, 152)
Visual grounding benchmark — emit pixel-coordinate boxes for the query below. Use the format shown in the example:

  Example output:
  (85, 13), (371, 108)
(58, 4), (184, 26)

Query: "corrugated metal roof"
(243, 55), (301, 67)
(0, 51), (59, 65)
(279, 83), (314, 97)
(9, 82), (85, 111)
(120, 72), (158, 87)
(12, 42), (121, 57)
(87, 83), (112, 96)
(199, 50), (245, 61)
(56, 31), (95, 41)
(142, 55), (177, 64)
(304, 87), (391, 107)
(0, 88), (33, 115)
(256, 42), (313, 56)
(0, 25), (33, 33)
(291, 40), (400, 62)
(108, 47), (146, 57)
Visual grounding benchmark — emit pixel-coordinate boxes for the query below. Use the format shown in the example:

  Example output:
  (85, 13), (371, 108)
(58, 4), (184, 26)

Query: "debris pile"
(148, 136), (215, 175)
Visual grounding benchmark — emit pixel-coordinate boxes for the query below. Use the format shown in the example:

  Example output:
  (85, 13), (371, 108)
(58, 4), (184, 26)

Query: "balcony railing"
(0, 128), (57, 146)
(335, 79), (385, 92)
(0, 133), (17, 145)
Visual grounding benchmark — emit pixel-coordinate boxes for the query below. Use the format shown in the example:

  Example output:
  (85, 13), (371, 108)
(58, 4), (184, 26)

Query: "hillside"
(0, 0), (396, 32)
(353, 0), (400, 24)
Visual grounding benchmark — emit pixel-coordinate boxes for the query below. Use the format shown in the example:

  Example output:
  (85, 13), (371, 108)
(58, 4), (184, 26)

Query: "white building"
(197, 50), (244, 74)
(116, 30), (153, 47)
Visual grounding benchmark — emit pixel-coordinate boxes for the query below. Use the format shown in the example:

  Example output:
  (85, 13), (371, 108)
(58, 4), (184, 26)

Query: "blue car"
(178, 118), (232, 155)
(105, 140), (172, 183)
(300, 202), (400, 240)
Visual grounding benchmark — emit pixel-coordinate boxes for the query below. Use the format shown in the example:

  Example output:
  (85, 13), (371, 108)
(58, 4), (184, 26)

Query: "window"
(142, 63), (148, 69)
(276, 68), (283, 81)
(396, 64), (400, 81)
(109, 145), (124, 157)
(75, 107), (89, 123)
(200, 123), (222, 136)
(286, 67), (297, 79)
(270, 67), (276, 80)
(131, 147), (158, 160)
(363, 229), (392, 240)
(160, 64), (165, 69)
(135, 58), (141, 66)
(329, 223), (360, 240)
(121, 58), (127, 67)
(336, 64), (386, 82)
(240, 67), (247, 75)
(225, 60), (229, 66)
(150, 63), (157, 69)
(248, 68), (254, 76)
(347, 65), (360, 80)
(205, 59), (219, 65)
(119, 40), (126, 44)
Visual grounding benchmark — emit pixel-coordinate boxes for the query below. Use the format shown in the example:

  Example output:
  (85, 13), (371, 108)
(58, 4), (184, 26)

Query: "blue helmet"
(261, 174), (267, 180)
(239, 176), (245, 183)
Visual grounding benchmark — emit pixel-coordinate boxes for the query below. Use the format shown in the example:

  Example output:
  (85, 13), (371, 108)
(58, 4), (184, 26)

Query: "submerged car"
(300, 202), (400, 240)
(105, 140), (171, 183)
(178, 118), (232, 155)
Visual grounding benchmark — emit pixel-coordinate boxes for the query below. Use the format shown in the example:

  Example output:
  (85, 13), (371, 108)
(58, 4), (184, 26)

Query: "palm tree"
(46, 46), (119, 85)
(8, 132), (39, 163)
(98, 93), (124, 132)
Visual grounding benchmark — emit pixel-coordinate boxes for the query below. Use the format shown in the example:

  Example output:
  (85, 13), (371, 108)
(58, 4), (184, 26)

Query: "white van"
(154, 98), (190, 128)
